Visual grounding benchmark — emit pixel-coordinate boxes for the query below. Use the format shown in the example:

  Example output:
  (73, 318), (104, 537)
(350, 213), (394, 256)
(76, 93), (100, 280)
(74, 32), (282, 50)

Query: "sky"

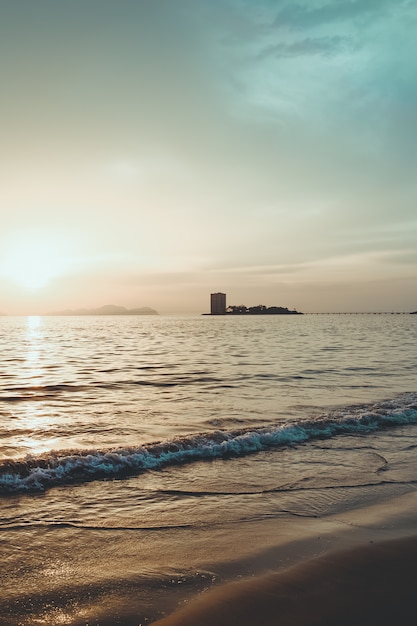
(1, 0), (416, 315)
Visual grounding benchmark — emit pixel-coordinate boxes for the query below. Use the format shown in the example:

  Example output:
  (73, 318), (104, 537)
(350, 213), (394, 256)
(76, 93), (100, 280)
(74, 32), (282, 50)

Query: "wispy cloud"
(257, 35), (352, 59)
(273, 0), (402, 30)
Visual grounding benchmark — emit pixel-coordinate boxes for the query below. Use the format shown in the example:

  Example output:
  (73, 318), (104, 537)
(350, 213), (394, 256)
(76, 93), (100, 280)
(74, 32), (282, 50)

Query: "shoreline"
(2, 478), (417, 625)
(153, 535), (417, 626)
(151, 490), (417, 625)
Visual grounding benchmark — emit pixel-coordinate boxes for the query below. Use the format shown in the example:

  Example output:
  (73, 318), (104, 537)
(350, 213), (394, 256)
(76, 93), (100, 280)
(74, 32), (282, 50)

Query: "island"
(46, 304), (158, 316)
(206, 293), (302, 315)
(226, 305), (302, 315)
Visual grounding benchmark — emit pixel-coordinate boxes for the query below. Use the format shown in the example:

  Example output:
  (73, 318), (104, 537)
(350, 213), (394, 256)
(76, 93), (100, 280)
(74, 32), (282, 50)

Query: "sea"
(0, 313), (416, 625)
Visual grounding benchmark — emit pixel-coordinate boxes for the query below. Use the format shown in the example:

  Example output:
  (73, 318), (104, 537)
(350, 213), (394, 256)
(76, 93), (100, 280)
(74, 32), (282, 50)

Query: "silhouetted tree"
(226, 304), (302, 315)
(227, 304), (248, 314)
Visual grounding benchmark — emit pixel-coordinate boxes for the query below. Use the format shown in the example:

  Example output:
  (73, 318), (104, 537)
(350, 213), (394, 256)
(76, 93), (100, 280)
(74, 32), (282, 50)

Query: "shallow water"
(0, 314), (416, 624)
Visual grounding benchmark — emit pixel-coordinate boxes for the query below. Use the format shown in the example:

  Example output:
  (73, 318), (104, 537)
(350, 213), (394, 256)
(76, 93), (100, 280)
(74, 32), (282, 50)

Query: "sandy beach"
(152, 491), (417, 626)
(154, 536), (417, 625)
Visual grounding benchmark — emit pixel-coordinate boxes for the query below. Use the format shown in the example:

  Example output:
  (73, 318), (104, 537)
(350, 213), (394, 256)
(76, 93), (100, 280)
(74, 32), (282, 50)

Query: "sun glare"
(1, 230), (76, 290)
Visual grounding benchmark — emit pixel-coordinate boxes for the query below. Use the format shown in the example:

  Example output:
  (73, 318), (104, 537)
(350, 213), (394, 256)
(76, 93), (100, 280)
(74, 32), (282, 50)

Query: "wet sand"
(153, 492), (417, 626)
(153, 535), (417, 625)
(4, 488), (417, 625)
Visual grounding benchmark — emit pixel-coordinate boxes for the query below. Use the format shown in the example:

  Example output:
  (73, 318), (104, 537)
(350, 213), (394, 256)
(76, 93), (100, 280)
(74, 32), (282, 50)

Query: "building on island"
(207, 292), (302, 315)
(210, 292), (226, 315)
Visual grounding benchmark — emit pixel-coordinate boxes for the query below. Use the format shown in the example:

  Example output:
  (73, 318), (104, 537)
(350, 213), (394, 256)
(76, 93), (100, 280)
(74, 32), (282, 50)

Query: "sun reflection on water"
(26, 315), (42, 330)
(24, 316), (44, 379)
(13, 403), (58, 456)
(14, 316), (58, 455)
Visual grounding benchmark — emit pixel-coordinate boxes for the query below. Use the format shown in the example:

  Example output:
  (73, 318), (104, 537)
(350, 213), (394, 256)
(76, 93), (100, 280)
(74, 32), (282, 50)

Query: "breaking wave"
(1, 393), (416, 494)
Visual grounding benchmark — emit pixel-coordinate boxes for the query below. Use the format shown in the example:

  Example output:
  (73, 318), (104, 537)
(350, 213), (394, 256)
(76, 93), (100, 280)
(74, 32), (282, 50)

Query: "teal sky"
(1, 0), (416, 314)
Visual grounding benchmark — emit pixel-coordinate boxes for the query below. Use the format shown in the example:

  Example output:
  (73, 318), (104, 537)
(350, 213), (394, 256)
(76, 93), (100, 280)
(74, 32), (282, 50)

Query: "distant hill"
(47, 304), (158, 316)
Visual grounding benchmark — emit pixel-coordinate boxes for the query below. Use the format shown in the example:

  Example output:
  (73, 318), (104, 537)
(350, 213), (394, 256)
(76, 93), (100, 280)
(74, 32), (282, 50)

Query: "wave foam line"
(1, 393), (416, 493)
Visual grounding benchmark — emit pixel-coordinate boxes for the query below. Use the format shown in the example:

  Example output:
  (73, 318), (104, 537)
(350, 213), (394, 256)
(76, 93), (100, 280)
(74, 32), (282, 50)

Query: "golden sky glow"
(1, 229), (79, 290)
(1, 0), (417, 314)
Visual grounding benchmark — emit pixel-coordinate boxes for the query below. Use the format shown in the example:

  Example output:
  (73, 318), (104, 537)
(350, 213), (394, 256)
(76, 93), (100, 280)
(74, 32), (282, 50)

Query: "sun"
(1, 229), (76, 290)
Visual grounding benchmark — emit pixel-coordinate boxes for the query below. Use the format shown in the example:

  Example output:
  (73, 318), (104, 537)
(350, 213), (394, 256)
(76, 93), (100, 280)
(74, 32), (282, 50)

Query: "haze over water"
(1, 313), (417, 624)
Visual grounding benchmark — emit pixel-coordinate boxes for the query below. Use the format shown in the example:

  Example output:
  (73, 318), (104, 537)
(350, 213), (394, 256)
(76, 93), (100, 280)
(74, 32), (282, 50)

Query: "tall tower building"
(210, 292), (226, 315)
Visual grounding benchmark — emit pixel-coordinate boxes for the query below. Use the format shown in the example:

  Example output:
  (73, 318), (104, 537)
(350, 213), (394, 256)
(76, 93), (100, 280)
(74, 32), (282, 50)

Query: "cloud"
(379, 250), (417, 266)
(273, 0), (401, 30)
(257, 36), (351, 59)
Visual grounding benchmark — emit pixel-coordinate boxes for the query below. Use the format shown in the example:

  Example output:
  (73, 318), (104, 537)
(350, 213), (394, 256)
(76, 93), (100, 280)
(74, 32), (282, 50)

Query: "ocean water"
(0, 313), (417, 624)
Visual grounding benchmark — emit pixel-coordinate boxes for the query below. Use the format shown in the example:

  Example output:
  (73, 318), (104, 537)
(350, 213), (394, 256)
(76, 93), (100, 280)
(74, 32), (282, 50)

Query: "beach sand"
(4, 487), (417, 625)
(152, 491), (417, 626)
(153, 536), (417, 626)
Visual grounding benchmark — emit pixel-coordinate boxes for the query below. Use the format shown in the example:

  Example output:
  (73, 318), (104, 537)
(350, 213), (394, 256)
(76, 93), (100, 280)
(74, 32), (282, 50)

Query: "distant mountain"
(47, 304), (158, 316)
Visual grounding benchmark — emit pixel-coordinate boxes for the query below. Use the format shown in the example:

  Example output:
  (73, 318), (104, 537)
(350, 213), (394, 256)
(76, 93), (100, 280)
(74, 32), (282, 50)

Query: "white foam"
(1, 392), (416, 493)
